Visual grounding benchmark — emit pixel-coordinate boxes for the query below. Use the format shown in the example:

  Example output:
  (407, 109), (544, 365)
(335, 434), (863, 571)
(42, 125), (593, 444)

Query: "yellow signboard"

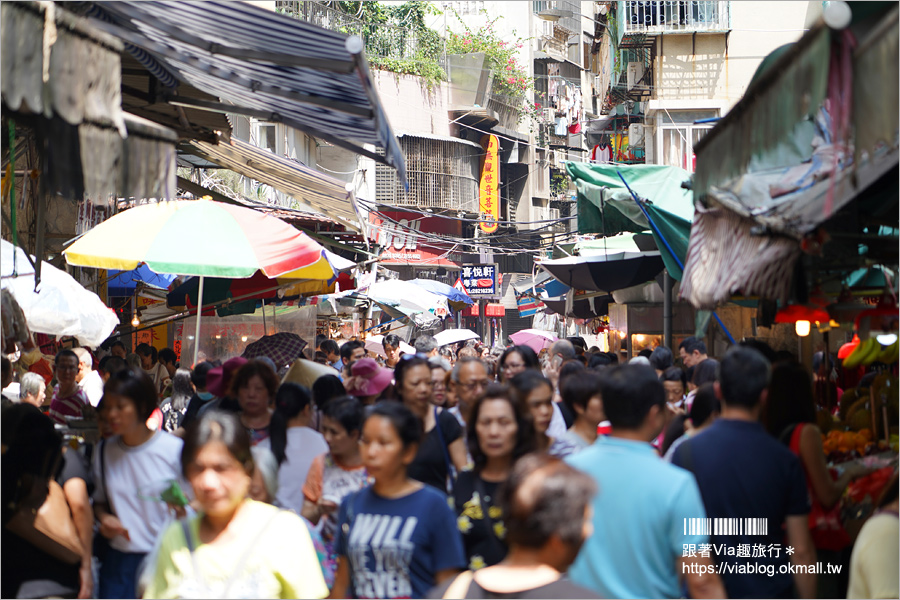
(134, 296), (168, 353)
(479, 134), (500, 234)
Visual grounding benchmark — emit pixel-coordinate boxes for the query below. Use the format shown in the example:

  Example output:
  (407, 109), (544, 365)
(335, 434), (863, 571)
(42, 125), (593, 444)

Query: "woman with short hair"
(143, 411), (328, 598)
(454, 384), (535, 570)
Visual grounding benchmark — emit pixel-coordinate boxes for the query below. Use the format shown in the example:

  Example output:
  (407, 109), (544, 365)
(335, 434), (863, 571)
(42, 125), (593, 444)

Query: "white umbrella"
(366, 280), (450, 326)
(365, 334), (415, 358)
(1, 239), (119, 347)
(434, 328), (480, 346)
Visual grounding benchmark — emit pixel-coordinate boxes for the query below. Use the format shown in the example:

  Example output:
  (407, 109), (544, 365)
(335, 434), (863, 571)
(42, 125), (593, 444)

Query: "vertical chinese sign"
(134, 296), (168, 353)
(479, 134), (499, 234)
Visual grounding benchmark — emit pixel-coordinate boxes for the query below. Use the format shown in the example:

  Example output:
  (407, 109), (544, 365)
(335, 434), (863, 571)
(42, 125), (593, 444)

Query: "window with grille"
(375, 137), (480, 211)
(656, 109), (717, 172)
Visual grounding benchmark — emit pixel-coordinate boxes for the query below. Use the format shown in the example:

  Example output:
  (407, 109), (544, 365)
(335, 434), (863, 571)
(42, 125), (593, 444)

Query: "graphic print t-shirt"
(335, 485), (466, 599)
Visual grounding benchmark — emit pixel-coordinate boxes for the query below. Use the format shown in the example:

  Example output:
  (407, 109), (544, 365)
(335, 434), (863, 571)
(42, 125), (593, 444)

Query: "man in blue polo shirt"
(566, 364), (725, 599)
(672, 346), (816, 599)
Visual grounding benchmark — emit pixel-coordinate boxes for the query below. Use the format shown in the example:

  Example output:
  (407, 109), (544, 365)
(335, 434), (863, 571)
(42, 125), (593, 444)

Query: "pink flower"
(535, 102), (541, 109)
(463, 39), (471, 45)
(507, 77), (515, 85)
(506, 65), (513, 71)
(499, 41), (506, 46)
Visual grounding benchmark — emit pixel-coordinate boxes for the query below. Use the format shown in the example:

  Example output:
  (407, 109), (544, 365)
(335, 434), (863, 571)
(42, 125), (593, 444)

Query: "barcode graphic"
(684, 518), (768, 536)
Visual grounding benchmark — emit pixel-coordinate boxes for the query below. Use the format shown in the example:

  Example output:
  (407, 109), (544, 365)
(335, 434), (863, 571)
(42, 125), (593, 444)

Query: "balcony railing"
(533, 0), (582, 36)
(275, 0), (423, 61)
(619, 1), (730, 35)
(487, 93), (525, 131)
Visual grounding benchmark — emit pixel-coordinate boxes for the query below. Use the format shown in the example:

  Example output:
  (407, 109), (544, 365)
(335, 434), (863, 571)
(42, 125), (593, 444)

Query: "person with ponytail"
(258, 382), (328, 514)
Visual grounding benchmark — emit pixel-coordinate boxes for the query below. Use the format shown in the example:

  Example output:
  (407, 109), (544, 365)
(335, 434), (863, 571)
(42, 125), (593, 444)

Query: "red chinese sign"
(368, 210), (461, 267)
(479, 134), (499, 234)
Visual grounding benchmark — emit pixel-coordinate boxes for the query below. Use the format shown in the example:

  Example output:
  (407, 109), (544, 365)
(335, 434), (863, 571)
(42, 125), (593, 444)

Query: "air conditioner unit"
(628, 123), (645, 146)
(543, 107), (555, 122)
(548, 207), (561, 221)
(626, 62), (644, 91)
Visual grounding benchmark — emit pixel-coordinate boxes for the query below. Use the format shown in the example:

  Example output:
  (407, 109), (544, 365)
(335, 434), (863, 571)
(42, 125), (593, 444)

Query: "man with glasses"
(48, 349), (92, 425)
(448, 357), (490, 426)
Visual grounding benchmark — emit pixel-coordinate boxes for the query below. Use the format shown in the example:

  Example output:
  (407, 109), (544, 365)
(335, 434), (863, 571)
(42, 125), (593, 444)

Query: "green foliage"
(550, 169), (570, 198)
(335, 1), (446, 89)
(444, 7), (539, 127)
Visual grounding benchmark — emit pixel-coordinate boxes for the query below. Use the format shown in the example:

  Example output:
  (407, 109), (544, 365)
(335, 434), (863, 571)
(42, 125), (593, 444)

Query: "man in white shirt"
(73, 347), (104, 407)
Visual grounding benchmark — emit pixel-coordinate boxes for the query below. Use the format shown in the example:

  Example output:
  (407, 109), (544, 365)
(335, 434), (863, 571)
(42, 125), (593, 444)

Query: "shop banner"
(461, 264), (499, 298)
(368, 210), (461, 267)
(479, 134), (500, 234)
(516, 293), (545, 317)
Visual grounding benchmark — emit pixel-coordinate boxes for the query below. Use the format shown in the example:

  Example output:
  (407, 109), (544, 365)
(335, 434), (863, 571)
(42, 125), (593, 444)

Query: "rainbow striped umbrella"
(64, 200), (334, 363)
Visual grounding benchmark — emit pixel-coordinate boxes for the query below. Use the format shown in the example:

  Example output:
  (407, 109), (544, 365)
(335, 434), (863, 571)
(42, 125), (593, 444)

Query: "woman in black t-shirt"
(393, 355), (467, 494)
(454, 384), (535, 570)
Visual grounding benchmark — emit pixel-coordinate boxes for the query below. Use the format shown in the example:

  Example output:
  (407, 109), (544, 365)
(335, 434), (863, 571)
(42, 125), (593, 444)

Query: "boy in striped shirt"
(48, 349), (91, 425)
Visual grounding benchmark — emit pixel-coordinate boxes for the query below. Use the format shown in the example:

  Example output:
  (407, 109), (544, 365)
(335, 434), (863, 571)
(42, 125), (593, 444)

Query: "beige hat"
(282, 358), (339, 388)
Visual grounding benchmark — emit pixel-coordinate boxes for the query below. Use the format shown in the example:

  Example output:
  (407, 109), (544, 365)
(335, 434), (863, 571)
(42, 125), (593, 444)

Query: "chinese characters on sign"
(479, 134), (500, 234)
(460, 264), (499, 297)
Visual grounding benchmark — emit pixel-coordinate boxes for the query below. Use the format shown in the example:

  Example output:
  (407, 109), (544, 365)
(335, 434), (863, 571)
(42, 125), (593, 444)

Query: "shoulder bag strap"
(442, 570), (475, 599)
(433, 406), (455, 495)
(99, 438), (116, 516)
(220, 508), (285, 597)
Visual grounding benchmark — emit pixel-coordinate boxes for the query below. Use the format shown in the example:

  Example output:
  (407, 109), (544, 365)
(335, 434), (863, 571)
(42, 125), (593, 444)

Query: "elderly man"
(448, 357), (490, 426)
(414, 334), (439, 358)
(72, 348), (104, 407)
(430, 454), (601, 599)
(18, 372), (47, 408)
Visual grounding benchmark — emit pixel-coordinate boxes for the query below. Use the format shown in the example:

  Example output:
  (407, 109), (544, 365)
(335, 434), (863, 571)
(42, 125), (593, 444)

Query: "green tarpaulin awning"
(565, 162), (694, 280)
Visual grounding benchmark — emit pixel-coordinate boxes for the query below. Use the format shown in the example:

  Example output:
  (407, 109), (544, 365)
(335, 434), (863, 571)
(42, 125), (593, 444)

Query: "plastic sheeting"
(566, 162), (694, 280)
(1, 240), (119, 348)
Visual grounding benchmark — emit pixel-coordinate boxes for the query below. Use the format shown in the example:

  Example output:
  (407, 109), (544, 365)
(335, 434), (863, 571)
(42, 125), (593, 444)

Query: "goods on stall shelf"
(830, 374), (900, 442)
(842, 337), (899, 368)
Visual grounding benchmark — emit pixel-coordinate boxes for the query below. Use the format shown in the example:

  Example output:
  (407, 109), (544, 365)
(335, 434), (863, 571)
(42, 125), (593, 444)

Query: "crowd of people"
(0, 332), (896, 599)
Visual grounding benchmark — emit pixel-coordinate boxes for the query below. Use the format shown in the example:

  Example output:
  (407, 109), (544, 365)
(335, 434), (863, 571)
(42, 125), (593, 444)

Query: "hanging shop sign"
(368, 211), (461, 267)
(479, 134), (500, 234)
(460, 264), (499, 298)
(485, 303), (505, 317)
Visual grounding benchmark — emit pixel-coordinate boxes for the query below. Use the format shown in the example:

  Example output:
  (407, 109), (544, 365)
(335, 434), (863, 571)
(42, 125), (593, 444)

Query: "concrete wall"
(646, 1), (817, 165)
(653, 2), (815, 109)
(371, 71), (452, 137)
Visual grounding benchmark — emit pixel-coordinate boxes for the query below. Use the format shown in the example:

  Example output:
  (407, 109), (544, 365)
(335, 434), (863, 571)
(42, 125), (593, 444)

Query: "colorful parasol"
(64, 200), (334, 363)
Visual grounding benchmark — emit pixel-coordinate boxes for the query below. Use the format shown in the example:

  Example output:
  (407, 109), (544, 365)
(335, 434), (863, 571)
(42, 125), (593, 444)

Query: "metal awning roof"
(182, 136), (361, 231)
(84, 1), (406, 182)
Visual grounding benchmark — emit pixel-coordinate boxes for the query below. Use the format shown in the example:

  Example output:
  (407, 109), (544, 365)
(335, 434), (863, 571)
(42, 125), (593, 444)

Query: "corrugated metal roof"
(86, 1), (405, 182)
(182, 136), (361, 231)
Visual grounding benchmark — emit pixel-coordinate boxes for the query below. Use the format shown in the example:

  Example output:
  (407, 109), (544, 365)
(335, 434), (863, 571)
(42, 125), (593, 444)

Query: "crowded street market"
(1, 1), (897, 598)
